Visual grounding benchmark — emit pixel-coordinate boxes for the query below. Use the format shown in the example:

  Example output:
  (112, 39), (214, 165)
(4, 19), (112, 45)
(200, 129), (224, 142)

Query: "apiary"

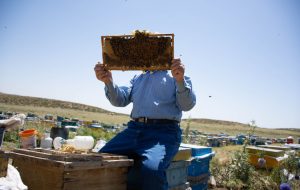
(101, 31), (174, 71)
(7, 148), (133, 190)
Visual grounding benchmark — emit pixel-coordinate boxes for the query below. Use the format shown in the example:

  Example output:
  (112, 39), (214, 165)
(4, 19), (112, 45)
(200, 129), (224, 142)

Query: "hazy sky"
(0, 0), (299, 128)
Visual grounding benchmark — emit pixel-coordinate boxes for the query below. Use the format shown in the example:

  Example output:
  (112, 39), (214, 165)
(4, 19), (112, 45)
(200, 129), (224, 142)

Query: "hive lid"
(9, 148), (133, 170)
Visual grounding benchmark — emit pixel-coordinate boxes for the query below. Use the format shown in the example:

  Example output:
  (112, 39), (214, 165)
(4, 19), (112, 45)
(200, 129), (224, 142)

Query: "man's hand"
(171, 58), (185, 82)
(94, 62), (113, 84)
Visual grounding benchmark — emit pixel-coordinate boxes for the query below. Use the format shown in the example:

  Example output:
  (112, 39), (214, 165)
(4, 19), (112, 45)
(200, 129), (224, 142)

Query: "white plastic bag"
(0, 164), (28, 190)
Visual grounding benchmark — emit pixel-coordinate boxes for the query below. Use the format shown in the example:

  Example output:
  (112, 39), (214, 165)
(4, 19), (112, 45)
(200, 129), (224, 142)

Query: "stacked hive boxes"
(167, 147), (192, 190)
(180, 143), (215, 190)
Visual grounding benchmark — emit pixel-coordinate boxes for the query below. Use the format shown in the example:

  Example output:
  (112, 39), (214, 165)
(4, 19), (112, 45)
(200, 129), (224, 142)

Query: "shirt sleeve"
(175, 76), (196, 111)
(104, 81), (132, 107)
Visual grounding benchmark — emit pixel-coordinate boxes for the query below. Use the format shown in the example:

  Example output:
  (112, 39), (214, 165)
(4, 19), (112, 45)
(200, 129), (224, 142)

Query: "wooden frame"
(101, 33), (174, 71)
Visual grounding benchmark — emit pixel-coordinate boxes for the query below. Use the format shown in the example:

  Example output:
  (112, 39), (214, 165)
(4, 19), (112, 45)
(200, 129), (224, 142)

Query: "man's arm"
(104, 82), (132, 107)
(175, 77), (196, 111)
(171, 58), (196, 111)
(94, 63), (132, 107)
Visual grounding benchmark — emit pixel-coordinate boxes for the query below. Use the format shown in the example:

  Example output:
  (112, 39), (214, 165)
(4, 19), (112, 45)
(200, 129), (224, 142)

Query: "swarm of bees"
(102, 30), (174, 70)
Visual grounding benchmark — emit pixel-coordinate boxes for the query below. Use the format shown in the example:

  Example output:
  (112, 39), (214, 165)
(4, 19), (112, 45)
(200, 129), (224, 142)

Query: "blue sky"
(0, 0), (299, 128)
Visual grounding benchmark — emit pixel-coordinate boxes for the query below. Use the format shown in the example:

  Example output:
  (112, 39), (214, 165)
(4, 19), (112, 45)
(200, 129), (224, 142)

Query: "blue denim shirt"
(104, 71), (196, 122)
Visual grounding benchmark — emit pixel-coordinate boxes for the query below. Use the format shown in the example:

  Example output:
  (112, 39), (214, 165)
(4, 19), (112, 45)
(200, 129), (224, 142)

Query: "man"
(0, 114), (26, 147)
(94, 58), (196, 190)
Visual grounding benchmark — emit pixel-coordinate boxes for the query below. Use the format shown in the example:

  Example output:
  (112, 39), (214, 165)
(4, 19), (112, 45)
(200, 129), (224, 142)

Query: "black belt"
(134, 117), (179, 125)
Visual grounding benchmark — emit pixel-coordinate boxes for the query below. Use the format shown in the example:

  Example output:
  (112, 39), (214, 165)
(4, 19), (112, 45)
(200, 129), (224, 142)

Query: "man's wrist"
(105, 81), (114, 90)
(176, 79), (187, 93)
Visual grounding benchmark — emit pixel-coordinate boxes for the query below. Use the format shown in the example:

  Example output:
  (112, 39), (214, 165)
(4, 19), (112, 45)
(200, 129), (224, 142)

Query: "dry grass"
(0, 103), (129, 125)
(1, 92), (299, 139)
(212, 145), (244, 164)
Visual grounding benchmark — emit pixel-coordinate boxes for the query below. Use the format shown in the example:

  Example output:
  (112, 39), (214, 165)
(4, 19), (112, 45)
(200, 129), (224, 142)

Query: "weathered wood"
(63, 159), (133, 171)
(0, 150), (8, 177)
(8, 148), (133, 190)
(13, 148), (128, 162)
(63, 168), (127, 190)
(13, 156), (64, 190)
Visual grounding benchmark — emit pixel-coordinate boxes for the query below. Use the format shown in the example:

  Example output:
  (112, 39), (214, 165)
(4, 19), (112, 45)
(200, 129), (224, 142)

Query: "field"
(1, 92), (300, 189)
(1, 92), (299, 139)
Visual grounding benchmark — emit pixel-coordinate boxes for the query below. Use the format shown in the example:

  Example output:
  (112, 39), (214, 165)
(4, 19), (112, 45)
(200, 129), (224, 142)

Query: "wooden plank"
(12, 148), (128, 162)
(63, 168), (128, 190)
(9, 152), (66, 169)
(0, 154), (8, 177)
(64, 159), (133, 171)
(12, 153), (64, 190)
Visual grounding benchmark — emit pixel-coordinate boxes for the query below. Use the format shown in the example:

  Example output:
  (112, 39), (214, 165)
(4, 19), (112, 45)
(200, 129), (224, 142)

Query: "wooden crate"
(8, 148), (133, 190)
(0, 150), (8, 177)
(101, 32), (174, 71)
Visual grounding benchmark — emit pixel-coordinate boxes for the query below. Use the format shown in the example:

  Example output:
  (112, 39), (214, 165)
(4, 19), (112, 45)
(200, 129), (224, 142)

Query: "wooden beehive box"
(0, 150), (9, 177)
(8, 148), (133, 190)
(246, 146), (284, 157)
(101, 31), (174, 71)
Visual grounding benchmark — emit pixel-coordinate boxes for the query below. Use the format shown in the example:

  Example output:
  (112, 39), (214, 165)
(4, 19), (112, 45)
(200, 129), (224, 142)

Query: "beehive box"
(188, 173), (209, 190)
(246, 146), (284, 157)
(180, 143), (212, 157)
(187, 153), (214, 177)
(248, 153), (287, 169)
(166, 160), (190, 189)
(8, 148), (133, 190)
(0, 150), (8, 177)
(101, 31), (174, 71)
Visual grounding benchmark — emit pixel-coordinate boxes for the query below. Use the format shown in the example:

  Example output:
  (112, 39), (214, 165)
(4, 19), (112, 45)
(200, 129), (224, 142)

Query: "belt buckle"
(138, 117), (147, 123)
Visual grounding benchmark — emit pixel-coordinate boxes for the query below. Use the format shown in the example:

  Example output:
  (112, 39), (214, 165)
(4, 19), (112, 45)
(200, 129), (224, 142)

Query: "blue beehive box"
(166, 160), (190, 189)
(180, 143), (212, 156)
(189, 173), (209, 190)
(187, 153), (214, 177)
(190, 181), (208, 190)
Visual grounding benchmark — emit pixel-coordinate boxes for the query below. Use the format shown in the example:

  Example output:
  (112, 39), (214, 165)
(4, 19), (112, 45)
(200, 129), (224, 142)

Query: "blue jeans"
(100, 120), (182, 190)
